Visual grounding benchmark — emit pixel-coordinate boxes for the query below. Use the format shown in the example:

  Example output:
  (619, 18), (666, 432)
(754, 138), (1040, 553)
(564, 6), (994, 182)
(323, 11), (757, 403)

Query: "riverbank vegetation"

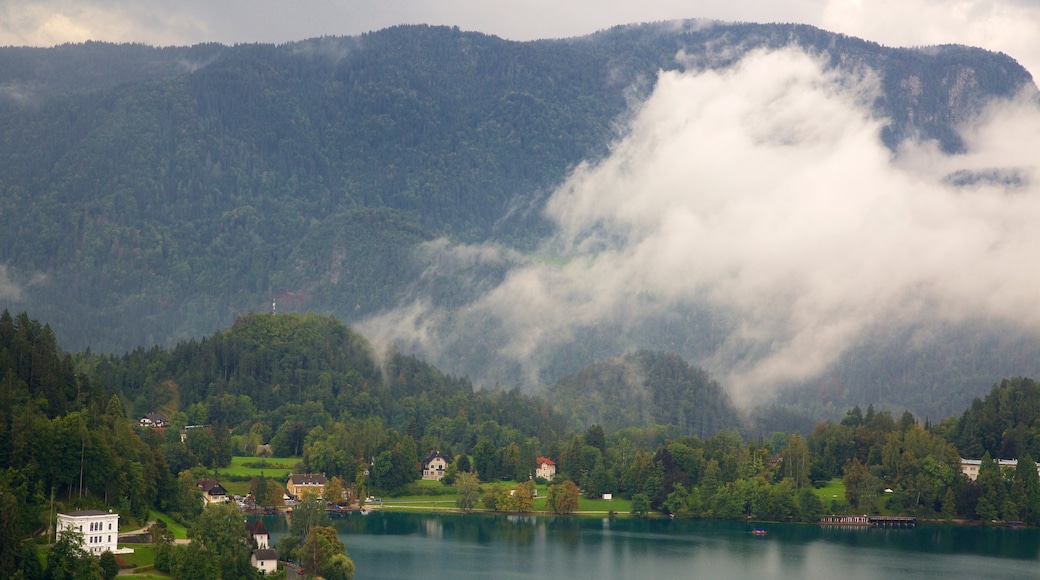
(4, 310), (1040, 578)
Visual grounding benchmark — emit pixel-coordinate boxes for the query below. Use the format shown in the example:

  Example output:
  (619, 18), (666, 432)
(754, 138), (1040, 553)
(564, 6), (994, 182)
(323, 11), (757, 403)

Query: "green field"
(148, 511), (188, 540)
(813, 479), (849, 512)
(214, 456), (301, 479)
(208, 456), (302, 496)
(379, 481), (633, 515)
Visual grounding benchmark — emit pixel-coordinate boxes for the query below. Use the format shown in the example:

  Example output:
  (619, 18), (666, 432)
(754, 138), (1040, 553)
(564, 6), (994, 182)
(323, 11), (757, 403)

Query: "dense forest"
(1, 23), (1037, 420)
(7, 309), (1040, 577)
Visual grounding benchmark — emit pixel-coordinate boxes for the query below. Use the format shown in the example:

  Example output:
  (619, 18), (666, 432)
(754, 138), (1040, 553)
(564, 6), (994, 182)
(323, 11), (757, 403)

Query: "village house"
(245, 519), (270, 549)
(286, 473), (327, 500)
(536, 457), (556, 480)
(138, 412), (169, 429)
(422, 451), (451, 481)
(960, 457), (1040, 481)
(196, 479), (229, 505)
(251, 548), (279, 575)
(56, 510), (134, 556)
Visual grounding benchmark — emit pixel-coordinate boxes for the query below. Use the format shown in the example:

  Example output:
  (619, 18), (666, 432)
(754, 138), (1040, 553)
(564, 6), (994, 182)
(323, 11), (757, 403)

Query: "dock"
(820, 515), (915, 527)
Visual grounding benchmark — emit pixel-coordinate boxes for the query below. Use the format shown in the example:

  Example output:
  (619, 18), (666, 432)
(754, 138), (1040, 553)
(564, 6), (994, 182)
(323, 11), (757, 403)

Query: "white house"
(56, 510), (133, 555)
(251, 548), (278, 575)
(960, 457), (1040, 481)
(245, 519), (269, 549)
(536, 457), (556, 480)
(196, 479), (229, 505)
(422, 451), (450, 481)
(138, 413), (169, 429)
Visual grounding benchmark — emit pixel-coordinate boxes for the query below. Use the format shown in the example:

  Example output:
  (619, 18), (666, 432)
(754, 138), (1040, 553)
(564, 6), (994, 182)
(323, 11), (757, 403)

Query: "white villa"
(960, 457), (1040, 481)
(56, 510), (134, 556)
(422, 451), (451, 481)
(536, 457), (556, 480)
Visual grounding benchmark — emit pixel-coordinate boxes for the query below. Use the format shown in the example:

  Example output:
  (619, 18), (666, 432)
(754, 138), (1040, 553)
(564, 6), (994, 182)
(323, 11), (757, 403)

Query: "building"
(422, 451), (451, 481)
(286, 473), (327, 500)
(138, 413), (169, 429)
(196, 479), (229, 505)
(251, 548), (279, 575)
(246, 519), (270, 549)
(960, 457), (1040, 481)
(536, 457), (556, 480)
(56, 510), (133, 556)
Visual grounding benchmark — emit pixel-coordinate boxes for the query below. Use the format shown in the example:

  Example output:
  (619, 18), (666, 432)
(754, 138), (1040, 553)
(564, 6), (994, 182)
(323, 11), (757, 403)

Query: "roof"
(253, 549), (278, 561)
(536, 457), (556, 466)
(288, 473), (327, 485)
(197, 479), (220, 492)
(422, 451), (450, 465)
(61, 510), (114, 517)
(245, 519), (269, 535)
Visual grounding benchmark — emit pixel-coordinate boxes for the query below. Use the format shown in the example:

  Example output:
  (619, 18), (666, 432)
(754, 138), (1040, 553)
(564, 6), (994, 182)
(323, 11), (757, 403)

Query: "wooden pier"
(820, 515), (915, 527)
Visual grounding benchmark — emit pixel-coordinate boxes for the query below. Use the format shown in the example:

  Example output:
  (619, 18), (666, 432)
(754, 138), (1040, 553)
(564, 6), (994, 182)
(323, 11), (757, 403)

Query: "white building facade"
(56, 510), (128, 555)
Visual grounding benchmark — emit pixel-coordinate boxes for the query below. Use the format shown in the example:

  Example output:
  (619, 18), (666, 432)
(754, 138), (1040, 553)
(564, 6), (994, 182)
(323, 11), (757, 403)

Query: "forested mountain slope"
(0, 23), (1036, 420)
(0, 22), (1031, 353)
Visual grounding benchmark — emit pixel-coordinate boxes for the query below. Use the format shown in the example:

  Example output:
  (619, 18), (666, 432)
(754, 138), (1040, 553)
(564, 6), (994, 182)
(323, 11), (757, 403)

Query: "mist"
(358, 46), (1040, 406)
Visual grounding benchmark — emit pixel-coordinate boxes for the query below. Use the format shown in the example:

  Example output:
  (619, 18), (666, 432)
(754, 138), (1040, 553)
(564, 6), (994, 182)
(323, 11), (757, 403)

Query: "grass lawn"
(148, 511), (188, 540)
(116, 544), (156, 568)
(213, 456), (301, 480)
(814, 479), (850, 512)
(380, 481), (633, 515)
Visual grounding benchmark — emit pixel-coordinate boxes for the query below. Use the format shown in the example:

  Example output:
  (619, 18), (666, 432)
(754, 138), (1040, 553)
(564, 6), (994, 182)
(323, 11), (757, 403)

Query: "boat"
(752, 528), (767, 536)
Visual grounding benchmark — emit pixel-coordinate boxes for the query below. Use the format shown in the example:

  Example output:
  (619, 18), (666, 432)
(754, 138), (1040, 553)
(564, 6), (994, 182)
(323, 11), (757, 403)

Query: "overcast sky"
(2, 0), (1039, 77)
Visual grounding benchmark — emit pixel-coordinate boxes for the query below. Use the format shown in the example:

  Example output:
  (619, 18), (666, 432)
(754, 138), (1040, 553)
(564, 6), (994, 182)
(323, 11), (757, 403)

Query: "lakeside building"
(422, 451), (451, 481)
(56, 510), (134, 556)
(536, 457), (556, 480)
(286, 473), (327, 500)
(960, 457), (1040, 481)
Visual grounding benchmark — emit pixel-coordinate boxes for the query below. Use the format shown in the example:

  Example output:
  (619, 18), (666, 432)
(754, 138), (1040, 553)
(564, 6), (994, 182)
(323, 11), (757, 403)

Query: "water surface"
(261, 513), (1040, 579)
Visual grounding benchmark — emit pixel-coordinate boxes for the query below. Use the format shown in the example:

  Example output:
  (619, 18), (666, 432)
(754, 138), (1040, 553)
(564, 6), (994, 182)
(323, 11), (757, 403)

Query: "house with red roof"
(536, 457), (556, 480)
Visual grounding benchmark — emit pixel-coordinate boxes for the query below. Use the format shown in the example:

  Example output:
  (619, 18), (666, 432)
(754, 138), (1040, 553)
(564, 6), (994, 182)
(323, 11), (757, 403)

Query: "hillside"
(0, 22), (1037, 418)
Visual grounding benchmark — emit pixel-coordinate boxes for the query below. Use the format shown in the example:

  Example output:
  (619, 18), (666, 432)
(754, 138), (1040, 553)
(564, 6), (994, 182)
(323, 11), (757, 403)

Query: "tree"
(663, 483), (692, 518)
(481, 486), (509, 512)
(325, 476), (347, 505)
(187, 502), (257, 579)
(290, 497), (331, 542)
(323, 553), (356, 580)
(546, 480), (580, 514)
(781, 433), (811, 489)
(254, 475), (269, 508)
(843, 459), (881, 513)
(98, 551), (119, 580)
(47, 529), (103, 580)
(301, 525), (353, 579)
(454, 472), (481, 511)
(631, 493), (651, 518)
(1012, 453), (1040, 525)
(796, 486), (824, 523)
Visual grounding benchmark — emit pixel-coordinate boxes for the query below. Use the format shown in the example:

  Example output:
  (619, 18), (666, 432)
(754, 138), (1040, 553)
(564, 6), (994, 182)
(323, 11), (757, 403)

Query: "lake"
(260, 512), (1040, 579)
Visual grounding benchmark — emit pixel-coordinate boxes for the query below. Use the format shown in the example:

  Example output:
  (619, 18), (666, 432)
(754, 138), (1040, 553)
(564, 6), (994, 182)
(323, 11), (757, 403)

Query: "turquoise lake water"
(259, 512), (1040, 579)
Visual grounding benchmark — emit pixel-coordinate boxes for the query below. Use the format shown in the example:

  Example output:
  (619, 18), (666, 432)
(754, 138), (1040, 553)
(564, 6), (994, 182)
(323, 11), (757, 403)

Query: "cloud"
(818, 0), (1040, 79)
(360, 46), (1040, 406)
(0, 265), (23, 301)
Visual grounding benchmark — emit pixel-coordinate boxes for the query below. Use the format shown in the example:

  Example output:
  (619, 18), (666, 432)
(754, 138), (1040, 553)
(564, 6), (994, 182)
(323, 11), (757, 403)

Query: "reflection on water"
(258, 512), (1040, 580)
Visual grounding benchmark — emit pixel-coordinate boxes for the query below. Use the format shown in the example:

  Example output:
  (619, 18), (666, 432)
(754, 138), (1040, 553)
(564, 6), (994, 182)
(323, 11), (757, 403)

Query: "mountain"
(546, 350), (741, 437)
(0, 22), (1037, 418)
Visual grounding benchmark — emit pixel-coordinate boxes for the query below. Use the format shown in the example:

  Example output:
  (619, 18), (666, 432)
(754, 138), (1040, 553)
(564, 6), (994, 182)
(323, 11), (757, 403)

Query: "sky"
(2, 0), (1039, 78)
